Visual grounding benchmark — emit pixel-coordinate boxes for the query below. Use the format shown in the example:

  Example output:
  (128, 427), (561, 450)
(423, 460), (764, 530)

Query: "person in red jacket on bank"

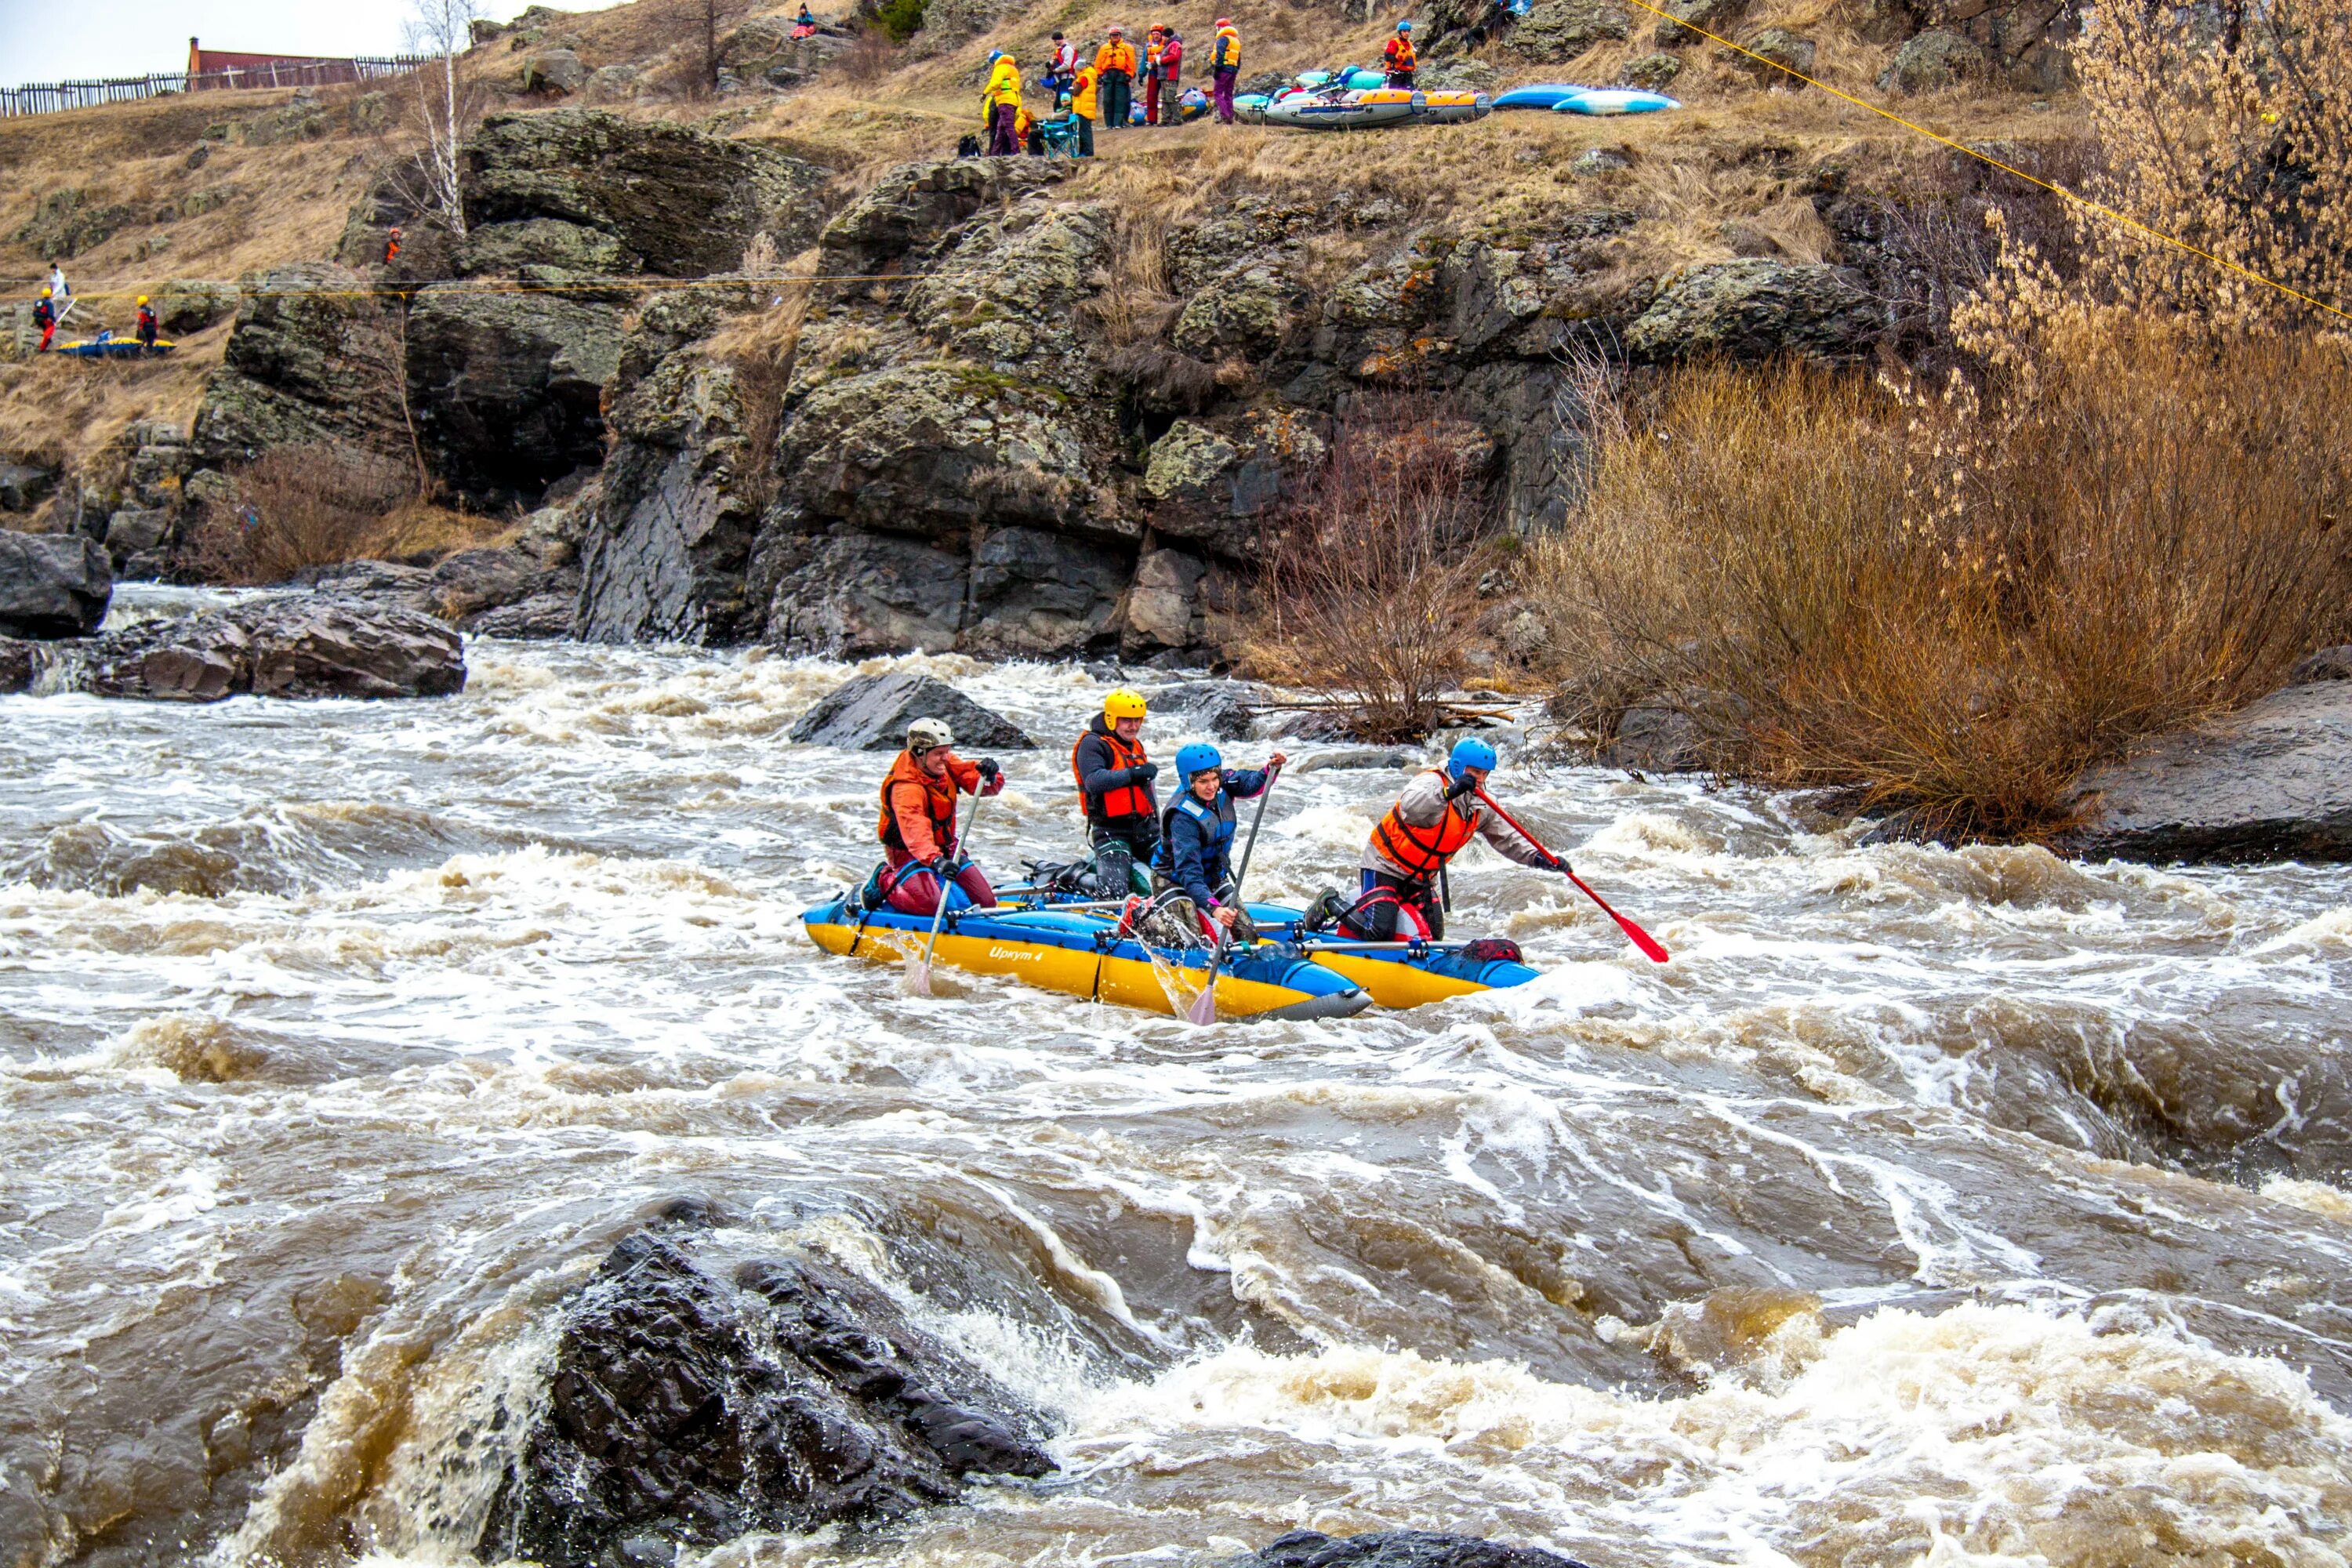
(877, 717), (1005, 916)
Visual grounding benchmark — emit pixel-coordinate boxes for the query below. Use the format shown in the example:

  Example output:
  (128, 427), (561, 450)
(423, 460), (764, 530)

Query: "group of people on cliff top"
(869, 687), (1566, 948)
(975, 15), (1421, 157)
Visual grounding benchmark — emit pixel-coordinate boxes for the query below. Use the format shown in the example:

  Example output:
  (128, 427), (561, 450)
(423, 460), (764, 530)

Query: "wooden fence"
(1, 56), (428, 118)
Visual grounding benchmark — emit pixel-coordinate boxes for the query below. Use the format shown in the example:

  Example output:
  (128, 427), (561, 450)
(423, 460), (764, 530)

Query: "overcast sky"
(0, 0), (625, 86)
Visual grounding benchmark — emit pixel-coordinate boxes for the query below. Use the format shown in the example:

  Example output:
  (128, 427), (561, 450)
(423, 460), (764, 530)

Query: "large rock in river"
(2058, 680), (2352, 864)
(56, 599), (465, 702)
(477, 1232), (1053, 1566)
(0, 531), (110, 637)
(1242, 1531), (1593, 1568)
(789, 668), (1034, 750)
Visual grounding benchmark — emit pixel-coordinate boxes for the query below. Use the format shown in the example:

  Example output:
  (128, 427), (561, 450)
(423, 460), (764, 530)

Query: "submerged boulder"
(477, 1232), (1053, 1567)
(0, 531), (111, 637)
(2059, 681), (2352, 864)
(788, 668), (1035, 751)
(1243, 1531), (1593, 1568)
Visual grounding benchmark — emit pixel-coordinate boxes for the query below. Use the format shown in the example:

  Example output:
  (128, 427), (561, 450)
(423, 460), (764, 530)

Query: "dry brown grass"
(1530, 328), (2352, 840)
(182, 445), (419, 583)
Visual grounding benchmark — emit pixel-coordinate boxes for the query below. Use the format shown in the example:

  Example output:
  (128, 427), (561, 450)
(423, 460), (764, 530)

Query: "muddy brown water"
(5, 590), (2350, 1568)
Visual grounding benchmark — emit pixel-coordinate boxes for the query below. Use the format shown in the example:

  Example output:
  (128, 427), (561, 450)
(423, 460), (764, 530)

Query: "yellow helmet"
(1103, 687), (1147, 720)
(137, 295), (149, 304)
(40, 287), (51, 297)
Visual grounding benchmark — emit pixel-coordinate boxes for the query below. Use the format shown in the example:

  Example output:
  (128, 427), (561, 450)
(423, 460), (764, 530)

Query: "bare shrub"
(837, 27), (898, 84)
(182, 446), (419, 586)
(1249, 398), (1501, 742)
(1532, 330), (2352, 840)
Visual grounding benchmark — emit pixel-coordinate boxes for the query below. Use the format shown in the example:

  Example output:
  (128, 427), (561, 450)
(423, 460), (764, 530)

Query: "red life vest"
(1386, 35), (1417, 71)
(1071, 724), (1152, 822)
(1370, 769), (1476, 879)
(877, 750), (960, 858)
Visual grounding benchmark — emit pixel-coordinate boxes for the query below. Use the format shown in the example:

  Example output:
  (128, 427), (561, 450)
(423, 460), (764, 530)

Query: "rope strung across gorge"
(1611, 0), (2352, 327)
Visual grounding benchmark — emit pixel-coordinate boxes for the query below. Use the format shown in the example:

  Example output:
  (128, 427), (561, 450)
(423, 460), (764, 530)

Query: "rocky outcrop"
(0, 462), (55, 513)
(2058, 681), (2352, 864)
(1870, 0), (2079, 90)
(36, 599), (467, 702)
(788, 668), (1035, 750)
(1626, 259), (1888, 362)
(477, 1232), (1053, 1567)
(1241, 1532), (1592, 1568)
(406, 286), (626, 505)
(190, 264), (407, 469)
(459, 111), (835, 278)
(0, 532), (111, 637)
(153, 278), (241, 334)
(1878, 27), (1993, 91)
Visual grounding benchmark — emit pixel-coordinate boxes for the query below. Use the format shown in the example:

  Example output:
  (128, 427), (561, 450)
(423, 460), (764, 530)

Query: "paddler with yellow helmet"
(1071, 688), (1160, 895)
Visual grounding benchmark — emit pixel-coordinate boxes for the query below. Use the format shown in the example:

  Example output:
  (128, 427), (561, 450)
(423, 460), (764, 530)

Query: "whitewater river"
(5, 592), (2351, 1568)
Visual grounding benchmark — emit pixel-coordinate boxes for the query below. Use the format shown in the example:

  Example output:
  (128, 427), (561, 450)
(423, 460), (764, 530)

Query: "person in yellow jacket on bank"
(1094, 26), (1137, 132)
(1068, 58), (1102, 157)
(982, 51), (1022, 155)
(1210, 16), (1241, 122)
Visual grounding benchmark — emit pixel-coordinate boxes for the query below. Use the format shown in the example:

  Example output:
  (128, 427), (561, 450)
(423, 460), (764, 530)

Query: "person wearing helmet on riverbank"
(982, 51), (1023, 155)
(1383, 20), (1417, 86)
(877, 717), (1006, 916)
(1149, 741), (1287, 942)
(1095, 26), (1137, 132)
(1209, 17), (1241, 122)
(1312, 735), (1558, 942)
(1072, 688), (1161, 895)
(135, 295), (158, 349)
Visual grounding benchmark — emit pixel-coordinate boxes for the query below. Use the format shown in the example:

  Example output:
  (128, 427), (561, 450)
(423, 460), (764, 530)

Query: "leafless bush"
(1109, 343), (1220, 411)
(1249, 397), (1501, 742)
(837, 27), (898, 84)
(1530, 330), (2352, 840)
(183, 446), (420, 586)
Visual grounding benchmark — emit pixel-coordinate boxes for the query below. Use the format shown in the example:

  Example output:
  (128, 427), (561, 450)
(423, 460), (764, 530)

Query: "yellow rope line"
(1614, 0), (2352, 326)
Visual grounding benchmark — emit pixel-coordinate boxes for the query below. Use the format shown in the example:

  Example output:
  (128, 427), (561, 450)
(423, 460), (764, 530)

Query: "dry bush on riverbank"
(1248, 399), (1500, 742)
(182, 445), (419, 585)
(1534, 328), (2352, 840)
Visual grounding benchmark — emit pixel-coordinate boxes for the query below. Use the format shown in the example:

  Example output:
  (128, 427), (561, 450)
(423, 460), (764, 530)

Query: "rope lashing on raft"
(1606, 0), (2352, 328)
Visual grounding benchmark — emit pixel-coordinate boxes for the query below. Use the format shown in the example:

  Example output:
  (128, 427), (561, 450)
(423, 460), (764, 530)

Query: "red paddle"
(1474, 787), (1669, 964)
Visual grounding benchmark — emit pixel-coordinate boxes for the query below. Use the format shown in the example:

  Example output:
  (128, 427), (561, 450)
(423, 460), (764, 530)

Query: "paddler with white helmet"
(1071, 688), (1161, 896)
(1312, 736), (1562, 942)
(875, 717), (1004, 916)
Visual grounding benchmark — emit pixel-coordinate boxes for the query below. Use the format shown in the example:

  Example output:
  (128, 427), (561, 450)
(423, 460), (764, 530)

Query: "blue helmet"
(1446, 736), (1497, 781)
(1397, 18), (1413, 28)
(1174, 742), (1224, 781)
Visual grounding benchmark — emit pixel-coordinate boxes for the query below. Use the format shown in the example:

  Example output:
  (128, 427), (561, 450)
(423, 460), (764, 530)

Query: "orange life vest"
(1071, 724), (1152, 822)
(1386, 35), (1417, 71)
(1370, 769), (1476, 879)
(877, 750), (960, 857)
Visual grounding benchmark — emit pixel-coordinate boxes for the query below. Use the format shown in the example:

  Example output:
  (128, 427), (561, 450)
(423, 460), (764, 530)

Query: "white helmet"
(907, 717), (953, 752)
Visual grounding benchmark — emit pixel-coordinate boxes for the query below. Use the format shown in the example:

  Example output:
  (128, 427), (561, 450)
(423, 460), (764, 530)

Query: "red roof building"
(185, 38), (370, 89)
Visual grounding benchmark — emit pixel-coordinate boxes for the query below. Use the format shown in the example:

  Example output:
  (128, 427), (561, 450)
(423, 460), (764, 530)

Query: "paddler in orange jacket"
(1316, 736), (1560, 942)
(878, 717), (1005, 916)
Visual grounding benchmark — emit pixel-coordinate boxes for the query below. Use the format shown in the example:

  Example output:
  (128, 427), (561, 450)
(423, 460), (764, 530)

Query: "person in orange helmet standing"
(1210, 16), (1241, 123)
(1094, 25), (1137, 132)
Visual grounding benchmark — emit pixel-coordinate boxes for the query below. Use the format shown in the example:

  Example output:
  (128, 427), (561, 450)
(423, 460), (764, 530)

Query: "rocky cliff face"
(179, 104), (1903, 656)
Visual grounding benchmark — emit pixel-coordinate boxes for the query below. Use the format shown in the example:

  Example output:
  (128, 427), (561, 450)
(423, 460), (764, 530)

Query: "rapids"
(4, 590), (2350, 1568)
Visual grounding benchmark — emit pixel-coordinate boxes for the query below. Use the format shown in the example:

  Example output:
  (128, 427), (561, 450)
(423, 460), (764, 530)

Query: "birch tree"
(404, 0), (484, 238)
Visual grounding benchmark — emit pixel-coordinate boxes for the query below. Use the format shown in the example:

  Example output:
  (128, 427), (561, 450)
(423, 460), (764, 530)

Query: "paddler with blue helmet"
(1317, 736), (1560, 942)
(1149, 741), (1287, 942)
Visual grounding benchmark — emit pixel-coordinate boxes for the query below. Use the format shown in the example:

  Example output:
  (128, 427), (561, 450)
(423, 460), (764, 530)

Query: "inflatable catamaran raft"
(800, 891), (1541, 1018)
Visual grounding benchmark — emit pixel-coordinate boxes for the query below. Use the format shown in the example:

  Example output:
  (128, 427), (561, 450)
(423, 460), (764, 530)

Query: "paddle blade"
(1185, 977), (1218, 1025)
(1569, 872), (1670, 964)
(898, 951), (935, 996)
